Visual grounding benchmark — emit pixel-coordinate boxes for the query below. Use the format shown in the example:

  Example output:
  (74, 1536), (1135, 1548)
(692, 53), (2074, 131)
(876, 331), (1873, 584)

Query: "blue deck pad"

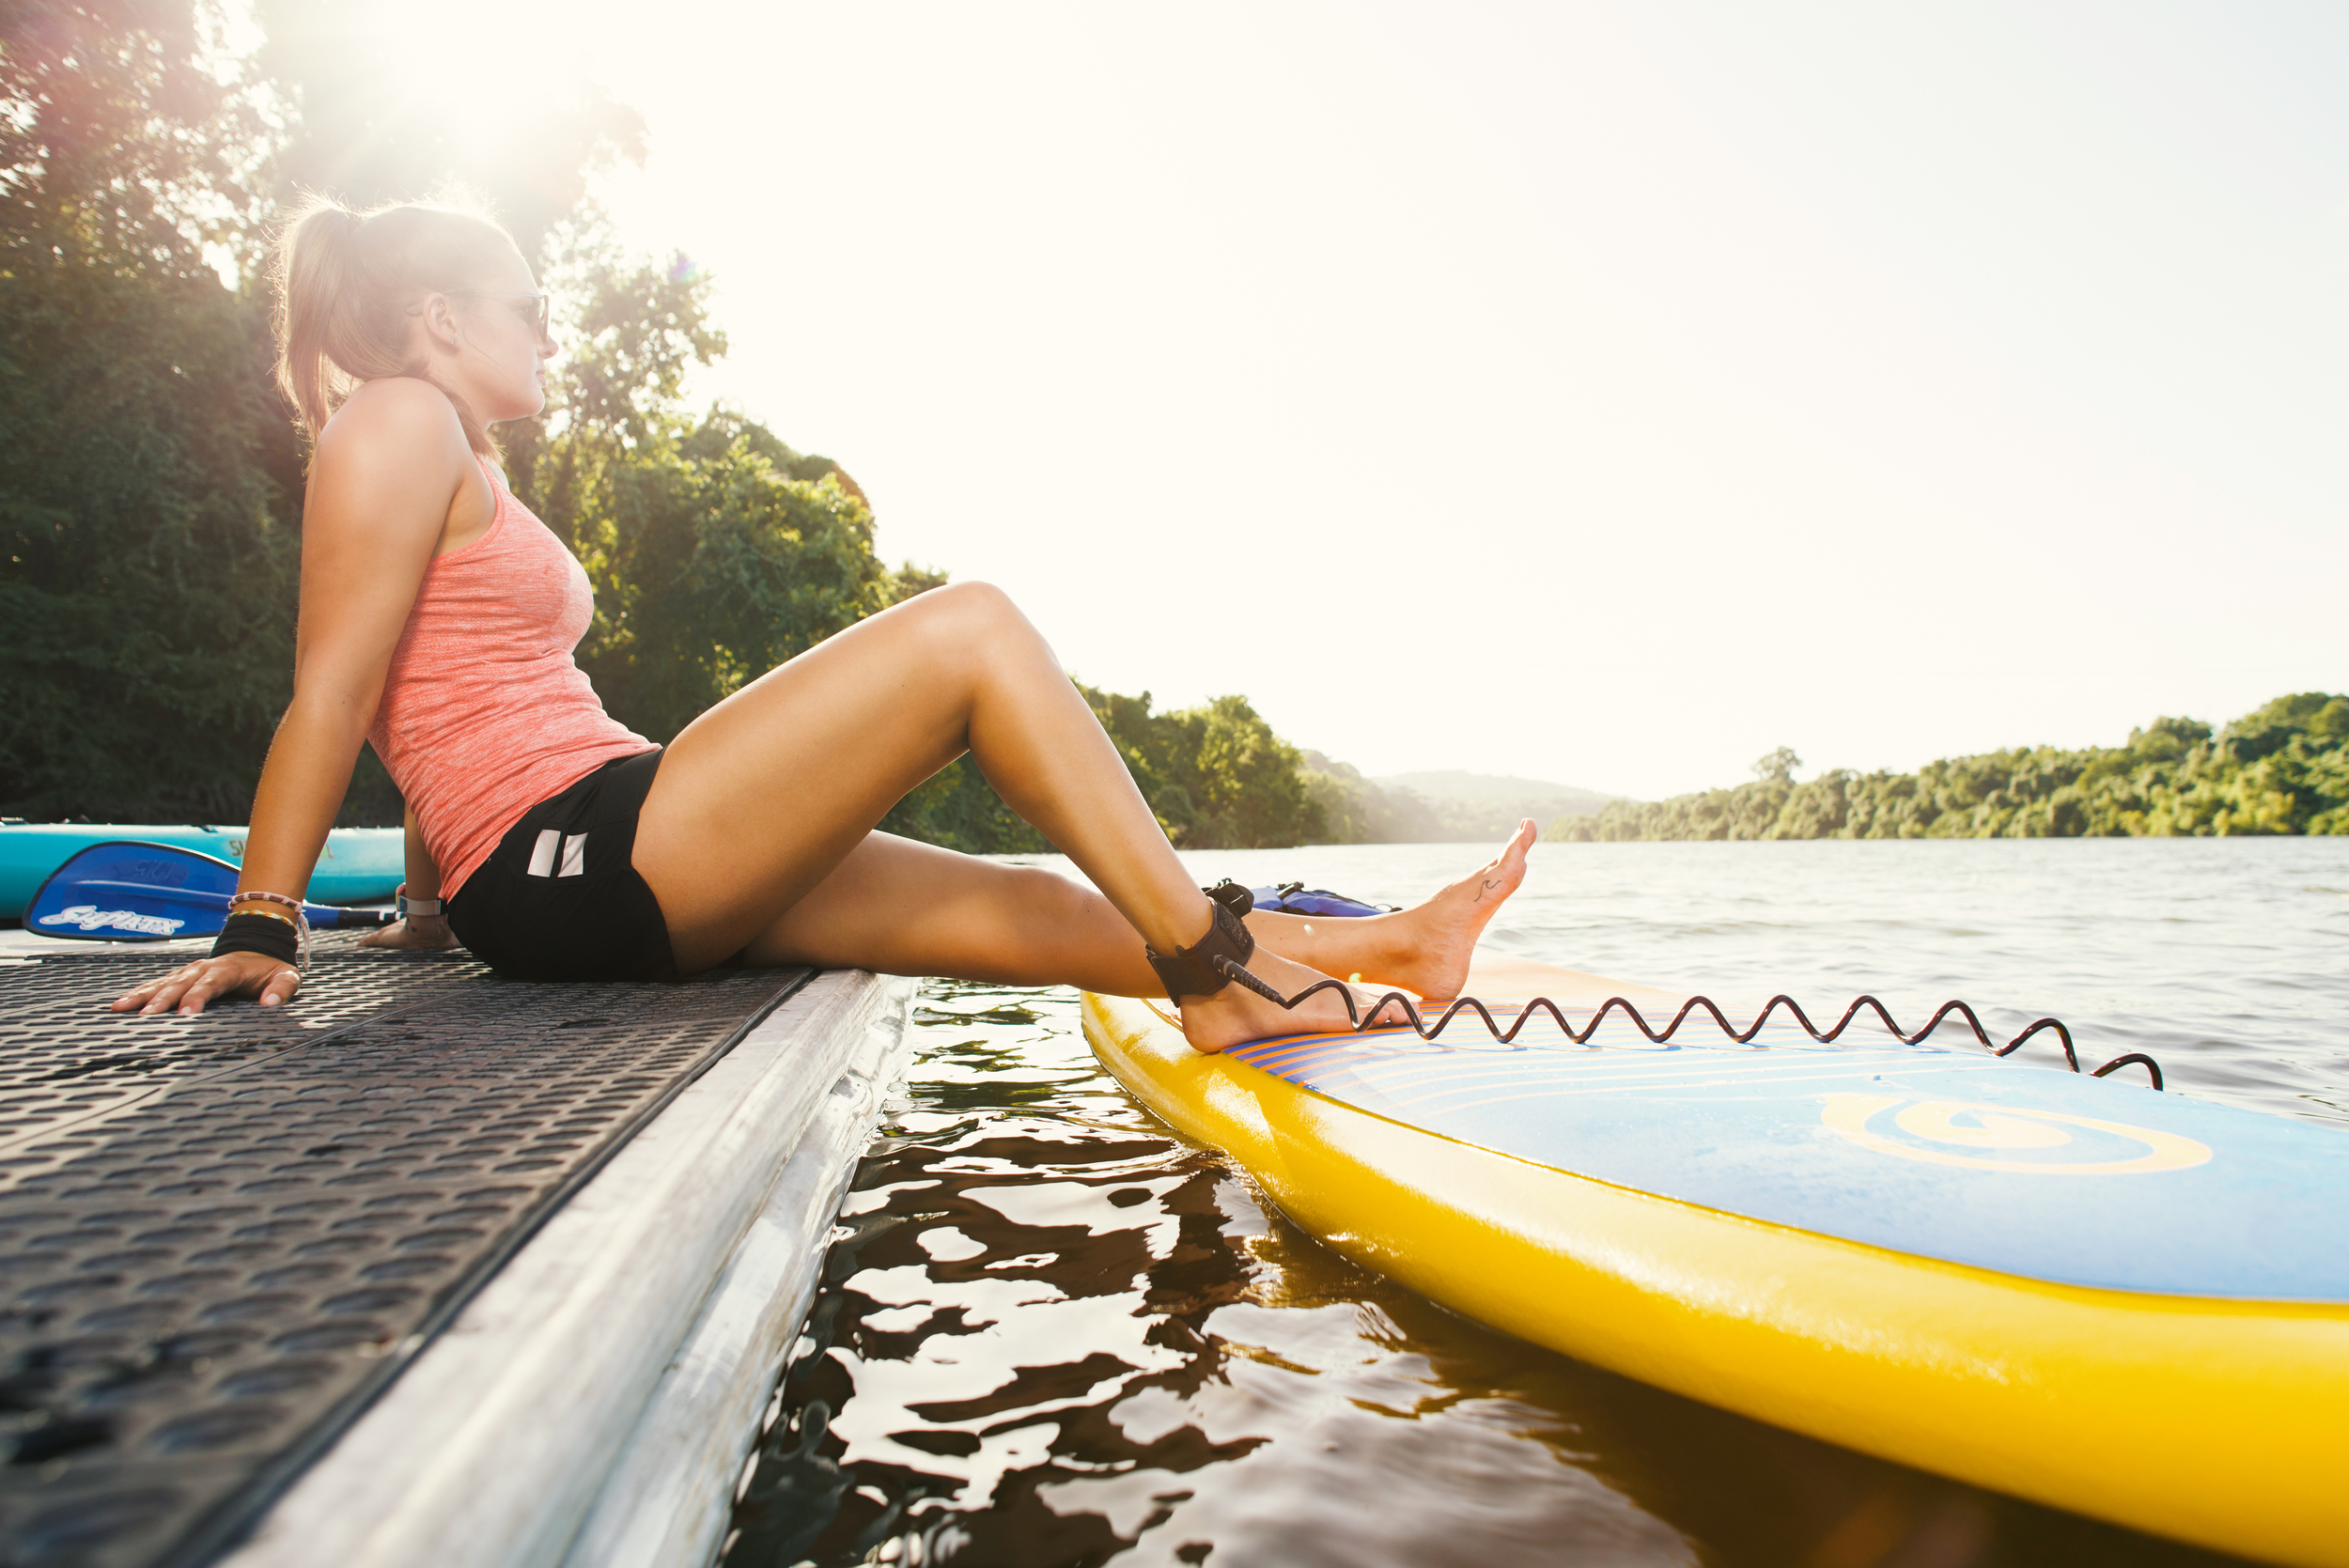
(1228, 1010), (2349, 1301)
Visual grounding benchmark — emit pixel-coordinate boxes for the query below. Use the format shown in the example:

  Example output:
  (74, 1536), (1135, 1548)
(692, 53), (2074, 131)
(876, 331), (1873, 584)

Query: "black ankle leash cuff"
(1145, 899), (1257, 1002)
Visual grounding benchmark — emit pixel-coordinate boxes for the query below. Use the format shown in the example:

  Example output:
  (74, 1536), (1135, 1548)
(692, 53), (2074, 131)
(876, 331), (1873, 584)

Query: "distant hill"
(1299, 756), (1617, 844)
(1377, 770), (1616, 818)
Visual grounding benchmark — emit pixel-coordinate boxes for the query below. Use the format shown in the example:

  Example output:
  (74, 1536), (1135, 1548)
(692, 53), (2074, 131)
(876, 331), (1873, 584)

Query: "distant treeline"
(1547, 694), (2349, 842)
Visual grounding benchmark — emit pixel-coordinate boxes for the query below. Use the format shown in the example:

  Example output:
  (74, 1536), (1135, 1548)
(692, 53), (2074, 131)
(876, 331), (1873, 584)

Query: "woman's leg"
(632, 582), (1385, 1049)
(731, 819), (1539, 998)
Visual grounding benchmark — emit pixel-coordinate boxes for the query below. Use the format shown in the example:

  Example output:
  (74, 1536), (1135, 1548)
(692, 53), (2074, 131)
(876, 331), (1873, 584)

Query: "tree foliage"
(0, 1), (1342, 858)
(500, 223), (935, 747)
(574, 413), (914, 743)
(0, 0), (302, 820)
(880, 688), (1328, 854)
(1548, 696), (2349, 842)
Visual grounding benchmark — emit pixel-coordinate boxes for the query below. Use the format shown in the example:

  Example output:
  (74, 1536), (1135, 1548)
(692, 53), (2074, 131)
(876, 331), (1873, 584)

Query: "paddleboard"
(1082, 954), (2349, 1568)
(0, 824), (400, 921)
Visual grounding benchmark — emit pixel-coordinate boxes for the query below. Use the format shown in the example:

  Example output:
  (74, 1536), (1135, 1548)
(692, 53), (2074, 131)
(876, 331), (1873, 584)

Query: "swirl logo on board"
(1821, 1094), (2211, 1175)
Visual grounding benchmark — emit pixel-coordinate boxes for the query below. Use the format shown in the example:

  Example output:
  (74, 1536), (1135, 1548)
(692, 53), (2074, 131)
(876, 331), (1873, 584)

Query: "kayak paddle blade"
(23, 841), (392, 941)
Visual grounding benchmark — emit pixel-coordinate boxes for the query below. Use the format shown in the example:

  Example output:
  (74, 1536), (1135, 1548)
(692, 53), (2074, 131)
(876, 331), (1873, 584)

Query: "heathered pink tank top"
(367, 458), (653, 900)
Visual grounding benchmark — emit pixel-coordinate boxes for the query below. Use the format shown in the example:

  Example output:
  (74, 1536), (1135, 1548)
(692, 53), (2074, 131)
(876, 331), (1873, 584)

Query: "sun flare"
(338, 0), (612, 165)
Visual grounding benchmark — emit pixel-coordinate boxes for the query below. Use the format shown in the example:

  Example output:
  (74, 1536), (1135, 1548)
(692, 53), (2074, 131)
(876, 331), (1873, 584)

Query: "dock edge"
(218, 969), (920, 1568)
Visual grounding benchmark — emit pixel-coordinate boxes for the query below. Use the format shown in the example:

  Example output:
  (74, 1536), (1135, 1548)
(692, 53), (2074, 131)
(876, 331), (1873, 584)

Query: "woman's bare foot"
(358, 914), (461, 951)
(1177, 947), (1396, 1054)
(1169, 820), (1537, 1052)
(1374, 817), (1536, 1000)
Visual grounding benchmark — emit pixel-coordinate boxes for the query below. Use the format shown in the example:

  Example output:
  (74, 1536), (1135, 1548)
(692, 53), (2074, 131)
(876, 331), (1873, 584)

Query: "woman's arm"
(114, 380), (479, 1014)
(358, 804), (460, 950)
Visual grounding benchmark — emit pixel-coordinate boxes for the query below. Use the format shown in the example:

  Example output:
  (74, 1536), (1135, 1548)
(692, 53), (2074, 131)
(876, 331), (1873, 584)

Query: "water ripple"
(720, 841), (2334, 1566)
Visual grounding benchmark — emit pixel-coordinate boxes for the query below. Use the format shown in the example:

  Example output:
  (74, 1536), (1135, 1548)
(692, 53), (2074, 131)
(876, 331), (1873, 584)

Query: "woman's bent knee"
(913, 580), (1029, 638)
(887, 580), (1050, 675)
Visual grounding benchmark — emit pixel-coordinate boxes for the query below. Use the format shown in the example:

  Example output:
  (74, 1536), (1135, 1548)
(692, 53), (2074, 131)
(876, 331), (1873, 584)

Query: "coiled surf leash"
(1152, 880), (2165, 1090)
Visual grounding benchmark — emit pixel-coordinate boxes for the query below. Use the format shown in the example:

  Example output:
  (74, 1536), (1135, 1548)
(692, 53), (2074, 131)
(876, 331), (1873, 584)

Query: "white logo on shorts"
(527, 830), (588, 877)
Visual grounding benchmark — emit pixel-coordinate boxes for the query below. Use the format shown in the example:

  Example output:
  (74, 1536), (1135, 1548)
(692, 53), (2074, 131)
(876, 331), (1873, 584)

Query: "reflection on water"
(722, 841), (2345, 1566)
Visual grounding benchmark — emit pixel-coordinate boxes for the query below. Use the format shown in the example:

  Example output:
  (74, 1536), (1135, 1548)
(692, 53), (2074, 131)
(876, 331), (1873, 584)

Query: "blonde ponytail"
(271, 194), (520, 459)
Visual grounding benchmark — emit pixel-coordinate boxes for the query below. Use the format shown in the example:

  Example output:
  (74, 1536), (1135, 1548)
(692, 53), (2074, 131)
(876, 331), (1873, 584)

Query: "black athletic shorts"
(445, 747), (678, 982)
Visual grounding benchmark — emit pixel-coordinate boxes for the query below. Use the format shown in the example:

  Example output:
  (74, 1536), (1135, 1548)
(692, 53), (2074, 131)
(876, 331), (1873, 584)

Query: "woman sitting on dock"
(113, 199), (1533, 1051)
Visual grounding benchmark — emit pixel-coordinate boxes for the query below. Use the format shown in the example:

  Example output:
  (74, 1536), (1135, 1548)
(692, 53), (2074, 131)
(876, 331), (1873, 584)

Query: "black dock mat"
(0, 936), (813, 1568)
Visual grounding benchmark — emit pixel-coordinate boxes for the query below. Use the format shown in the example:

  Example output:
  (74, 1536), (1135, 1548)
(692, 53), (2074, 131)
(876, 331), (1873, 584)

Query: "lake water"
(717, 839), (2349, 1567)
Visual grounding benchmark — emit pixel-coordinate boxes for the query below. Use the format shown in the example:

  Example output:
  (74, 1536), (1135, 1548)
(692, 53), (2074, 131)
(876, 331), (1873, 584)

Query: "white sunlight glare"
(342, 0), (554, 152)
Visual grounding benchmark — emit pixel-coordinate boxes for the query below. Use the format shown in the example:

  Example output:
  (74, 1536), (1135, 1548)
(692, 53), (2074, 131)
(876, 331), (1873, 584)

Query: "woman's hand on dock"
(358, 914), (460, 952)
(110, 953), (302, 1016)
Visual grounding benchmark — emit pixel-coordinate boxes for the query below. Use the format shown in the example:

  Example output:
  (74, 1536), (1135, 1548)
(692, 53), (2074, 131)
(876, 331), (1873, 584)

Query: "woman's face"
(431, 247), (556, 424)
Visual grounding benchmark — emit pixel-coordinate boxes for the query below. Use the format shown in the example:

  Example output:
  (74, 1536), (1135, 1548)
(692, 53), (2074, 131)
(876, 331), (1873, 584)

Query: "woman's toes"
(1382, 820), (1537, 1000)
(1486, 816), (1536, 887)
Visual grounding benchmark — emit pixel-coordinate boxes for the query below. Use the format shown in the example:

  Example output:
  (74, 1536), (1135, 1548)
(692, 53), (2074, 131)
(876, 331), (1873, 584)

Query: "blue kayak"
(0, 824), (401, 920)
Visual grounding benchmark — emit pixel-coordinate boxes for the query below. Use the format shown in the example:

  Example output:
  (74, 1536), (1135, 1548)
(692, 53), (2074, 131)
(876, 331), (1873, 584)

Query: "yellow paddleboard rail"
(1083, 989), (2349, 1568)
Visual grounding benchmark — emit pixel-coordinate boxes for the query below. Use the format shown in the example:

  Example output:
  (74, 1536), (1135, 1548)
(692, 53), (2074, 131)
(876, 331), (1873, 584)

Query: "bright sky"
(396, 2), (2348, 800)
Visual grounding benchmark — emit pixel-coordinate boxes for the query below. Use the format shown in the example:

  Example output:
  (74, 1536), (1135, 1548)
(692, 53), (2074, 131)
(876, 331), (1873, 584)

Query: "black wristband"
(212, 913), (299, 967)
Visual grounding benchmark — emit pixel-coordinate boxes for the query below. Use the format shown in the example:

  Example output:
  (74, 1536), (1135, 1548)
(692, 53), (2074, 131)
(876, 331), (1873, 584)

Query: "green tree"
(1082, 688), (1324, 848)
(879, 757), (1051, 856)
(0, 0), (302, 820)
(503, 224), (941, 746)
(577, 414), (902, 743)
(879, 687), (1330, 854)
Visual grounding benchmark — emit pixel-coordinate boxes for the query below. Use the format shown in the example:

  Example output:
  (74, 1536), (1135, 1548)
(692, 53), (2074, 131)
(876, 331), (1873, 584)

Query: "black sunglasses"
(455, 289), (552, 336)
(412, 289), (552, 336)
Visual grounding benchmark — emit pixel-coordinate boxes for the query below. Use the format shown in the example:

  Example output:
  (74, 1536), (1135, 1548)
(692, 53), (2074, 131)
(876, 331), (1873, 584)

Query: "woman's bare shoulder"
(314, 378), (473, 478)
(305, 380), (477, 549)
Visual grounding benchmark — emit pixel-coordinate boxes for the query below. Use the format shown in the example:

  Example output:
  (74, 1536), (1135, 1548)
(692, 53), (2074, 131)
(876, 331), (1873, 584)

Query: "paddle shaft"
(67, 879), (393, 928)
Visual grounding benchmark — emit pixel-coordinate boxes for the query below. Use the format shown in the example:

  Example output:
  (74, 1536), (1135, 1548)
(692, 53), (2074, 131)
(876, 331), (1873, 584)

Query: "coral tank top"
(366, 458), (653, 900)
